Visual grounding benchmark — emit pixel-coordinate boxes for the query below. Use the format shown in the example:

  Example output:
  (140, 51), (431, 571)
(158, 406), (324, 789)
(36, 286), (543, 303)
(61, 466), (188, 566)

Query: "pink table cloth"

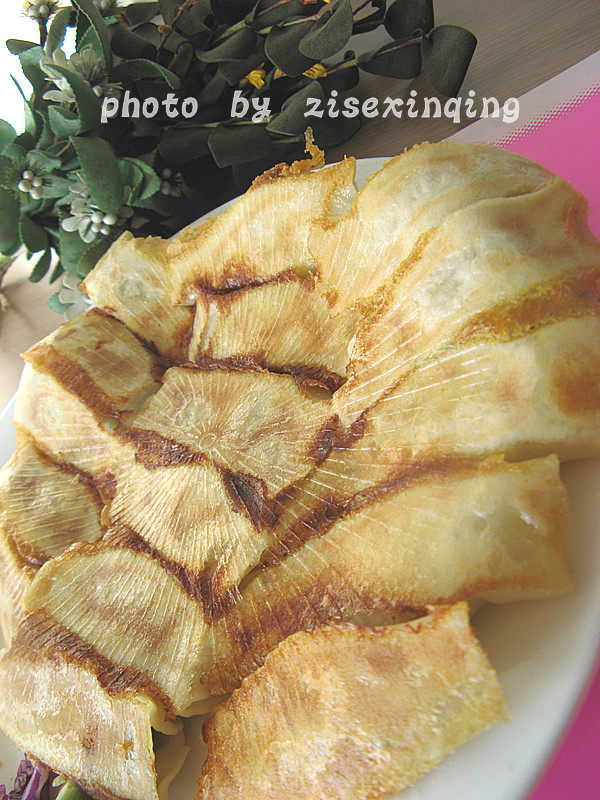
(497, 85), (600, 800)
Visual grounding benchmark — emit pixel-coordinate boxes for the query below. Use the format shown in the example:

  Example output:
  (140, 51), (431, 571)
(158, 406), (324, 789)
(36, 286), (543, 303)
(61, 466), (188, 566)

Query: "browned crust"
(192, 355), (344, 394)
(15, 613), (176, 717)
(455, 266), (600, 345)
(261, 453), (479, 567)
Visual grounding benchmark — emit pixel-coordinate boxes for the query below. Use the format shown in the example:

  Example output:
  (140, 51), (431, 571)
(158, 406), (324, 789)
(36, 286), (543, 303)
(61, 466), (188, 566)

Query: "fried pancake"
(0, 439), (103, 566)
(126, 367), (336, 497)
(311, 141), (552, 315)
(189, 274), (359, 392)
(197, 604), (508, 800)
(203, 454), (571, 695)
(105, 456), (268, 617)
(0, 626), (164, 800)
(166, 151), (356, 304)
(83, 232), (194, 362)
(336, 178), (600, 421)
(22, 542), (209, 716)
(347, 315), (600, 464)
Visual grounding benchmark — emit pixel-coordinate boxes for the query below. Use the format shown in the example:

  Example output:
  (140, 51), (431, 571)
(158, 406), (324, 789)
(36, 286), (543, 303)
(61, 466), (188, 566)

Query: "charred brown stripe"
(261, 453), (479, 568)
(220, 469), (275, 530)
(191, 267), (317, 298)
(192, 355), (344, 394)
(15, 612), (176, 717)
(456, 266), (600, 345)
(105, 527), (241, 620)
(118, 426), (206, 469)
(22, 344), (122, 422)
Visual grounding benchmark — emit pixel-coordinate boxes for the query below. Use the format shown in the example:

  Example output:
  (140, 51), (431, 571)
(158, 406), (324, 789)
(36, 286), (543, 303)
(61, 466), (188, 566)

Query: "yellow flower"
(303, 63), (328, 79)
(273, 68), (286, 80)
(246, 64), (266, 89)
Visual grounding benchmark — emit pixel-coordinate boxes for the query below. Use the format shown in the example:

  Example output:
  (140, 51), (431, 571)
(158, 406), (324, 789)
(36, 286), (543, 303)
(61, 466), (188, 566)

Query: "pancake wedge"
(0, 439), (103, 565)
(311, 141), (552, 315)
(197, 604), (508, 800)
(349, 315), (600, 464)
(22, 309), (163, 421)
(83, 232), (194, 362)
(22, 542), (209, 716)
(126, 367), (335, 497)
(204, 454), (571, 694)
(166, 150), (356, 304)
(189, 275), (359, 392)
(106, 457), (268, 617)
(0, 629), (164, 800)
(336, 178), (600, 422)
(0, 521), (33, 645)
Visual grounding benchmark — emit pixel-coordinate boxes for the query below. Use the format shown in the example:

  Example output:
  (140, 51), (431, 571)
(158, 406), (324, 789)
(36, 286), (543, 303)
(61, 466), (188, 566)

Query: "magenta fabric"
(495, 88), (600, 800)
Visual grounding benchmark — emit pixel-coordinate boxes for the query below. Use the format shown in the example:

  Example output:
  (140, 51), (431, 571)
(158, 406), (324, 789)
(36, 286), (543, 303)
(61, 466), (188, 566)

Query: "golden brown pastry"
(166, 149), (356, 304)
(188, 274), (359, 392)
(83, 232), (195, 362)
(311, 141), (552, 315)
(197, 604), (508, 800)
(201, 453), (572, 695)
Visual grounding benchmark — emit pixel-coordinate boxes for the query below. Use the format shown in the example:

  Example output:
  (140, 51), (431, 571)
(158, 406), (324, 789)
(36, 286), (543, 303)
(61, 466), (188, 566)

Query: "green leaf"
(27, 150), (62, 172)
(0, 187), (20, 255)
(353, 0), (386, 34)
(49, 258), (64, 283)
(299, 0), (353, 61)
(5, 40), (38, 55)
(201, 28), (258, 63)
(211, 0), (255, 24)
(111, 58), (181, 89)
(0, 155), (17, 191)
(71, 135), (123, 215)
(266, 20), (316, 77)
(422, 25), (477, 96)
(208, 124), (272, 167)
(246, 0), (307, 30)
(358, 37), (422, 78)
(48, 106), (81, 139)
(29, 248), (52, 282)
(108, 22), (157, 60)
(319, 55), (359, 93)
(121, 2), (160, 25)
(267, 80), (324, 136)
(77, 237), (111, 278)
(79, 23), (106, 62)
(58, 223), (90, 274)
(52, 66), (103, 132)
(157, 0), (180, 25)
(47, 7), (73, 53)
(18, 45), (47, 101)
(168, 42), (194, 77)
(218, 41), (265, 85)
(385, 0), (434, 39)
(20, 214), (49, 255)
(159, 125), (211, 166)
(11, 76), (38, 138)
(119, 157), (160, 202)
(0, 121), (16, 150)
(71, 0), (113, 70)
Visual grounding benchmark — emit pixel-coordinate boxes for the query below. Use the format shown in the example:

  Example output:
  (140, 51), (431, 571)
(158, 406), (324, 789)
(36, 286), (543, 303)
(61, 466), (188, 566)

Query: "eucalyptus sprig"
(0, 0), (476, 316)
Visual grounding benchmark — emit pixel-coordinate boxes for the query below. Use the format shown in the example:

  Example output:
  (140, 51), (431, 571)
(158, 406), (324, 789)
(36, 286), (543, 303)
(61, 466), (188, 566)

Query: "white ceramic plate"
(1, 157), (599, 800)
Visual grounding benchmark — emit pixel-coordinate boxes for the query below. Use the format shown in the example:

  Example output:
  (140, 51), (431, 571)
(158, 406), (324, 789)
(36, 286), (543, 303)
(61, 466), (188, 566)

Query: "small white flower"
(18, 169), (45, 201)
(24, 0), (58, 21)
(61, 177), (134, 243)
(159, 168), (183, 198)
(41, 46), (121, 105)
